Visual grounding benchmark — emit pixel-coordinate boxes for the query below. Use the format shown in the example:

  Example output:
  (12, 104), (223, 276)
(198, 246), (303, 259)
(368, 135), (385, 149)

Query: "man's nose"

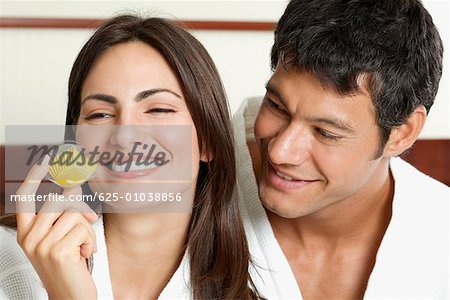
(267, 123), (311, 166)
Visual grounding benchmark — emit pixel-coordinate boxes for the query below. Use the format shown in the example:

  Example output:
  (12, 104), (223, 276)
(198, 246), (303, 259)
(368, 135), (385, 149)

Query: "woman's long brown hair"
(1, 15), (259, 299)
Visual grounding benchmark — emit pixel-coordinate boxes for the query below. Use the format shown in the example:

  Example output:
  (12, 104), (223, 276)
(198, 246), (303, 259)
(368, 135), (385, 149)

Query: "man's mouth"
(267, 163), (318, 190)
(275, 171), (295, 181)
(272, 165), (314, 182)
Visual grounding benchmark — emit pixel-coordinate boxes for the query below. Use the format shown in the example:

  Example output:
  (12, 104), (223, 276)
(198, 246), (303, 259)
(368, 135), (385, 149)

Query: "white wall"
(420, 0), (450, 138)
(1, 0), (449, 144)
(0, 0), (287, 21)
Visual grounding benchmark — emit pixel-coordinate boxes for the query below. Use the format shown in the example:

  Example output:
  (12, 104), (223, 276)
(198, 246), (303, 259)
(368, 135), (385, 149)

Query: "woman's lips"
(102, 160), (162, 179)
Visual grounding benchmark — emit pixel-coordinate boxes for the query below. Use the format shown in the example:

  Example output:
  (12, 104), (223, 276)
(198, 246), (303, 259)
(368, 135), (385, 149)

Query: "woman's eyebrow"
(82, 94), (117, 104)
(135, 88), (182, 102)
(81, 88), (182, 105)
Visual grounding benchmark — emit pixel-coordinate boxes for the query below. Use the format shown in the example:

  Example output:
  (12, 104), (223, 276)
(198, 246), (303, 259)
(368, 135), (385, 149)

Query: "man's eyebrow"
(265, 81), (289, 108)
(135, 88), (182, 102)
(265, 81), (355, 133)
(308, 117), (356, 133)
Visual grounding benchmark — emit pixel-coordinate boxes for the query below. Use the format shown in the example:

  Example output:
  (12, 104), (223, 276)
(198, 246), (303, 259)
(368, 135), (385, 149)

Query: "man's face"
(255, 66), (389, 219)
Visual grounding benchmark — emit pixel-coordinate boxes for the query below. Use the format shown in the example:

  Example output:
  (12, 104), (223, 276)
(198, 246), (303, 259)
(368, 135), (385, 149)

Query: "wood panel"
(0, 17), (276, 31)
(0, 146), (3, 214)
(401, 139), (450, 186)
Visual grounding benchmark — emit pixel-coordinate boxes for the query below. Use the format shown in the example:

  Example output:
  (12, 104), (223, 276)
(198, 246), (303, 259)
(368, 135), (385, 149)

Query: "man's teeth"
(108, 161), (158, 172)
(276, 171), (293, 181)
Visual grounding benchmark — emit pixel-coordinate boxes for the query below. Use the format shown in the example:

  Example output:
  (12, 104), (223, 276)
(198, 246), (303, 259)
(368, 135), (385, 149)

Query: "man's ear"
(383, 105), (427, 157)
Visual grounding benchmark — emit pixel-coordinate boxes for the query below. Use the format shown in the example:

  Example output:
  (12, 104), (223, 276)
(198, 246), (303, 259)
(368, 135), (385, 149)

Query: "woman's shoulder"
(0, 224), (32, 276)
(0, 225), (43, 299)
(0, 225), (26, 264)
(0, 224), (16, 237)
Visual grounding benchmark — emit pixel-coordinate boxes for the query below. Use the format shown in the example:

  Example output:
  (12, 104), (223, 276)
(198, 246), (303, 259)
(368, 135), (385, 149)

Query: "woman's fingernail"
(37, 154), (51, 166)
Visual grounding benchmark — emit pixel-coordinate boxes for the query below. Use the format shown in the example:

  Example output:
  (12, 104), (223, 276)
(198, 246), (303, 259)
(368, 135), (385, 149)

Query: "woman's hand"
(15, 155), (99, 299)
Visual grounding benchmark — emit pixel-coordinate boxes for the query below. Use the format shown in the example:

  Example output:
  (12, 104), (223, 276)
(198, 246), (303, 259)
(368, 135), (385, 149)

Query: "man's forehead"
(270, 63), (373, 97)
(265, 69), (377, 127)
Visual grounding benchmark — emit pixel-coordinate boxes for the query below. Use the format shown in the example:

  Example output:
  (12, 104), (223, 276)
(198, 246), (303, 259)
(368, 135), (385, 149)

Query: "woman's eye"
(146, 108), (176, 114)
(316, 128), (342, 141)
(84, 112), (114, 120)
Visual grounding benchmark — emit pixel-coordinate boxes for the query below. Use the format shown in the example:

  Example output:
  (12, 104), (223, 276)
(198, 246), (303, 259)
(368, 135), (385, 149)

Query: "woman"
(0, 15), (258, 299)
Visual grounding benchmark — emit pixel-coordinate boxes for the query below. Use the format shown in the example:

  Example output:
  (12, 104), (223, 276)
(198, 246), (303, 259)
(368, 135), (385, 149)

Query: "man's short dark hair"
(271, 0), (443, 152)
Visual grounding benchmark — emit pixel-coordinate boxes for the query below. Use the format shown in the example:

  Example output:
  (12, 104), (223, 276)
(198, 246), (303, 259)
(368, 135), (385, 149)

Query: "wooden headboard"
(400, 139), (449, 186)
(0, 17), (276, 30)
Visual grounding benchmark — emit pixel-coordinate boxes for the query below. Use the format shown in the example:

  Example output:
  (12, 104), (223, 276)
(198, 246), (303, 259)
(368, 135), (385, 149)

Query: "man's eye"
(316, 128), (342, 141)
(266, 98), (288, 113)
(146, 108), (176, 114)
(84, 113), (113, 120)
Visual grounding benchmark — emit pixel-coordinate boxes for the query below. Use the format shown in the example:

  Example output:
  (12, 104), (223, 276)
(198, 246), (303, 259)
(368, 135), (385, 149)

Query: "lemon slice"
(48, 144), (97, 188)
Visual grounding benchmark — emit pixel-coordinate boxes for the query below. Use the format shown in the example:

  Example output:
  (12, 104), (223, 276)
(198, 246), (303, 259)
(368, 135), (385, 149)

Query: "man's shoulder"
(390, 157), (449, 197)
(233, 96), (263, 128)
(388, 157), (448, 246)
(389, 157), (448, 240)
(371, 158), (449, 298)
(234, 96), (263, 117)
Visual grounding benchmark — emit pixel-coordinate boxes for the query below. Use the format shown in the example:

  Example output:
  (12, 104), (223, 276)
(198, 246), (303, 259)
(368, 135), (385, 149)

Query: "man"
(236, 0), (449, 298)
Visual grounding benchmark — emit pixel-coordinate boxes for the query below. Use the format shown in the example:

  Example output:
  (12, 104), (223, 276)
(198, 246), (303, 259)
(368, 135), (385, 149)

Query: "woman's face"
(76, 41), (199, 212)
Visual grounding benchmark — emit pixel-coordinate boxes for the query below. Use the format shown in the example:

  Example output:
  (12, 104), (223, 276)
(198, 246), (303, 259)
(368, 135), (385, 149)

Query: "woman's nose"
(108, 109), (144, 149)
(109, 125), (142, 150)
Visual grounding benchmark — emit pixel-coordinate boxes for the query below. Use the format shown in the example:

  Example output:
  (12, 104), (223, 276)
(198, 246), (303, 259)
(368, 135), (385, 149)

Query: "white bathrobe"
(0, 215), (191, 299)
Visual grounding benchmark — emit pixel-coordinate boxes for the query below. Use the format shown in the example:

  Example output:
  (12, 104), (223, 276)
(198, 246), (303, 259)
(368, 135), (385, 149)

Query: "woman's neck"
(104, 212), (190, 258)
(103, 212), (191, 299)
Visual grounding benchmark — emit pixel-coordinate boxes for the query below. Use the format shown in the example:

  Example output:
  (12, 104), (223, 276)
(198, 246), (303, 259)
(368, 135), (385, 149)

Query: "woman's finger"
(37, 209), (97, 256)
(24, 195), (97, 248)
(52, 223), (96, 262)
(62, 186), (98, 223)
(16, 155), (51, 233)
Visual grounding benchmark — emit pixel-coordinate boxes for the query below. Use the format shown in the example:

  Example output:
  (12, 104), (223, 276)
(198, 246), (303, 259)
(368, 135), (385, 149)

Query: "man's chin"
(261, 198), (310, 219)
